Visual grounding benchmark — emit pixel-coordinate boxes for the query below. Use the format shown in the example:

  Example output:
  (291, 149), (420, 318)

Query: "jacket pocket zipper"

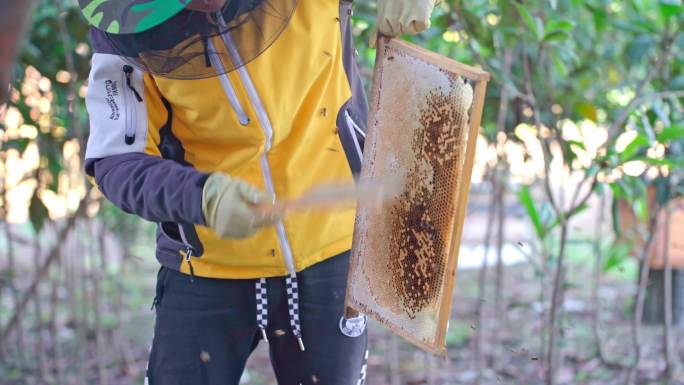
(123, 65), (143, 145)
(177, 224), (196, 280)
(159, 223), (197, 281)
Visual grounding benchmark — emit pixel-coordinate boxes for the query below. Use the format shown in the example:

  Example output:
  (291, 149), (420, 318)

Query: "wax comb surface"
(345, 37), (489, 355)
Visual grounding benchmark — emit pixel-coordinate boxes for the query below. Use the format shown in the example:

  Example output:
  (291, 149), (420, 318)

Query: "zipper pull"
(123, 65), (141, 145)
(123, 65), (143, 102)
(184, 246), (195, 283)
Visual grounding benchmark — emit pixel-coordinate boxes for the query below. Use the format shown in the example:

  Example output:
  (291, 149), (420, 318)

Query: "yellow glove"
(371, 0), (438, 48)
(202, 173), (277, 239)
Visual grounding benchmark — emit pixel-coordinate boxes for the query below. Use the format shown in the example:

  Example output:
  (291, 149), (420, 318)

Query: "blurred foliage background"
(0, 0), (683, 384)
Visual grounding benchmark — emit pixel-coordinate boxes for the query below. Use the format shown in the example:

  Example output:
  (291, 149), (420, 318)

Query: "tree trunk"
(475, 173), (499, 384)
(625, 212), (659, 385)
(591, 195), (624, 369)
(93, 220), (110, 385)
(31, 239), (49, 382)
(545, 223), (569, 385)
(491, 174), (507, 365)
(662, 206), (680, 381)
(77, 223), (90, 383)
(50, 247), (65, 384)
(3, 222), (25, 366)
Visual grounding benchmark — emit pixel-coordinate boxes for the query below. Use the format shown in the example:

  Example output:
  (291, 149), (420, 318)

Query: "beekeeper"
(79, 0), (437, 383)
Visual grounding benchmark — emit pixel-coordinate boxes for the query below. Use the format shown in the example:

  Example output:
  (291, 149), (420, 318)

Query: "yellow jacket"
(84, 0), (367, 279)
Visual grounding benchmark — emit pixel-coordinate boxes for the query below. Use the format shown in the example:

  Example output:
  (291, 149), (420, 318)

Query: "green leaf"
(566, 140), (587, 151)
(518, 185), (545, 239)
(656, 125), (684, 143)
(545, 19), (575, 33)
(585, 3), (607, 32)
(2, 138), (30, 154)
(561, 140), (578, 165)
(431, 14), (451, 31)
(551, 51), (569, 75)
(633, 196), (649, 222)
(603, 251), (623, 272)
(514, 4), (543, 41)
(543, 30), (569, 42)
(576, 102), (598, 122)
(626, 35), (655, 66)
(619, 134), (650, 163)
(543, 19), (574, 42)
(603, 241), (632, 272)
(610, 182), (625, 199)
(659, 0), (683, 18)
(611, 195), (622, 237)
(29, 191), (49, 234)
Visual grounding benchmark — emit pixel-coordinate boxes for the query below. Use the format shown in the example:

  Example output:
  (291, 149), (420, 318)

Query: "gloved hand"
(371, 0), (438, 48)
(202, 173), (278, 238)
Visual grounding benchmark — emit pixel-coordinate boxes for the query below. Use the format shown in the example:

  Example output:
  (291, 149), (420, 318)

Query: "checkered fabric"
(357, 349), (369, 385)
(285, 273), (305, 351)
(255, 278), (269, 342)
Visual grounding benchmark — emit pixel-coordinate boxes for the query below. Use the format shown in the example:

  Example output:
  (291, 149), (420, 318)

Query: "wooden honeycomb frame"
(345, 37), (489, 355)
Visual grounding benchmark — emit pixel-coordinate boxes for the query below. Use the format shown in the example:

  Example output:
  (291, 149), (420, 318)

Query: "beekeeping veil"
(79, 0), (297, 79)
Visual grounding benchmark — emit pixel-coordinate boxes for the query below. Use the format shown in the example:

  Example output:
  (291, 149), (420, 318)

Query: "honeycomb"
(346, 38), (483, 354)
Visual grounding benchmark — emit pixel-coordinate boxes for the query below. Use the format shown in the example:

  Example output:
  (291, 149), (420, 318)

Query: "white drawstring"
(255, 278), (269, 342)
(254, 274), (305, 350)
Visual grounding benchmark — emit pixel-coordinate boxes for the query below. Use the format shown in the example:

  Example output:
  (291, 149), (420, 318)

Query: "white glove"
(371, 0), (438, 48)
(202, 173), (277, 238)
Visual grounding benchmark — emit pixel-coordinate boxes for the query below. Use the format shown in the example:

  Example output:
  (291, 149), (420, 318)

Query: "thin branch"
(492, 171), (507, 363)
(591, 194), (627, 370)
(520, 43), (567, 385)
(625, 207), (661, 385)
(94, 219), (110, 385)
(545, 223), (569, 385)
(0, 199), (87, 344)
(475, 171), (498, 385)
(568, 171), (592, 210)
(522, 54), (563, 224)
(489, 45), (513, 372)
(567, 175), (599, 218)
(662, 201), (681, 381)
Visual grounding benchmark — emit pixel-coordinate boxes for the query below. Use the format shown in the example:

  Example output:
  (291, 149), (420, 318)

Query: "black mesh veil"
(102, 0), (297, 79)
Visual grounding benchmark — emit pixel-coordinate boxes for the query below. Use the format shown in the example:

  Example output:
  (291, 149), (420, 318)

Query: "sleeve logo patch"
(104, 79), (120, 120)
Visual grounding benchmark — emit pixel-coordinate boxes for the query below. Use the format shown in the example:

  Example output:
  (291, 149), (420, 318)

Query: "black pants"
(146, 251), (368, 385)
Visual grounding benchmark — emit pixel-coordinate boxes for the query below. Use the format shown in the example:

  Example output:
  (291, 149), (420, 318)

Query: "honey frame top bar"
(384, 38), (491, 82)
